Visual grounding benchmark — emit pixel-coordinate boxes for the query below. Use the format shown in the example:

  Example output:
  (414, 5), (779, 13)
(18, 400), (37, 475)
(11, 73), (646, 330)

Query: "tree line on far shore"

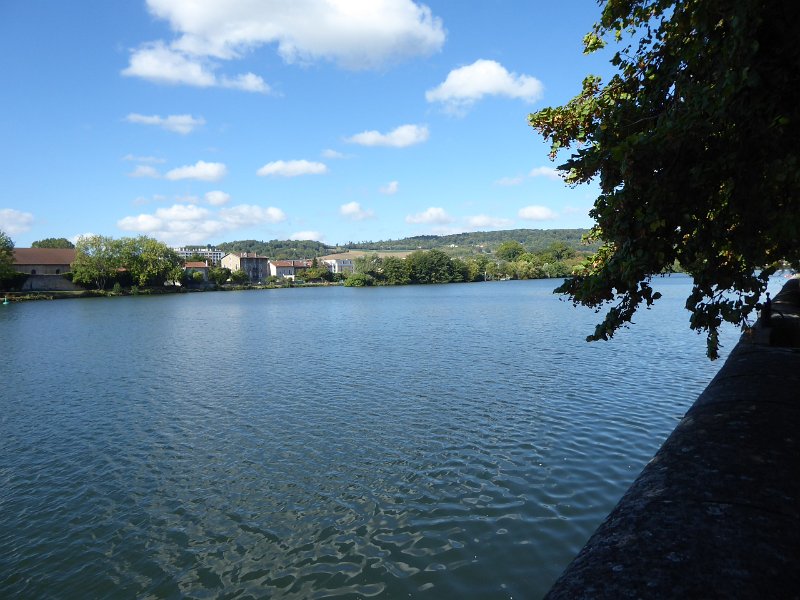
(344, 241), (581, 287)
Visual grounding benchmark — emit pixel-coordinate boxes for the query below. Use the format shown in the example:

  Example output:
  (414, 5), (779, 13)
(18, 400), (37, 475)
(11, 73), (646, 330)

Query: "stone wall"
(545, 279), (800, 598)
(22, 274), (85, 292)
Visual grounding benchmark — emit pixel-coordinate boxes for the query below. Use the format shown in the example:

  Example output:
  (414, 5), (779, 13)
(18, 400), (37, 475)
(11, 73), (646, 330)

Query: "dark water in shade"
(0, 277), (743, 599)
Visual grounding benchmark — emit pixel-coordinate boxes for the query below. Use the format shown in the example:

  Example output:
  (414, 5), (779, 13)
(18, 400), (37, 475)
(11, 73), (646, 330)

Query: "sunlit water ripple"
(0, 277), (753, 598)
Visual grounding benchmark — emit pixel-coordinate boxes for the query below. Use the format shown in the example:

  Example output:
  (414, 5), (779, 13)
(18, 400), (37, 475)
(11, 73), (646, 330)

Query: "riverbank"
(545, 278), (800, 598)
(0, 281), (345, 302)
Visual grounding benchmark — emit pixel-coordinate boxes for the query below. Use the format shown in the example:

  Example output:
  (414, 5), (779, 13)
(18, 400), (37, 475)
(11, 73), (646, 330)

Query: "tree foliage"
(345, 228), (594, 253)
(0, 230), (14, 279)
(31, 237), (75, 249)
(71, 235), (120, 290)
(208, 267), (231, 286)
(496, 240), (526, 261)
(230, 269), (250, 284)
(217, 239), (336, 259)
(120, 236), (183, 286)
(71, 235), (182, 290)
(529, 0), (800, 358)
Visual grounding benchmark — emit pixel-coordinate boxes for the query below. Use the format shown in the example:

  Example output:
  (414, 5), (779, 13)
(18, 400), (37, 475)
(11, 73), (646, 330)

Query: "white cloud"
(118, 213), (166, 232)
(465, 214), (514, 229)
(322, 149), (349, 159)
(204, 190), (231, 206)
(155, 204), (210, 221)
(165, 160), (227, 181)
(426, 59), (543, 114)
(0, 209), (34, 235)
(529, 166), (562, 180)
(257, 159), (328, 177)
(340, 201), (374, 221)
(136, 0), (444, 71)
(405, 207), (452, 225)
(518, 205), (558, 221)
(219, 204), (286, 226)
(345, 124), (429, 148)
(117, 202), (286, 244)
(220, 73), (270, 93)
(125, 113), (206, 134)
(128, 165), (161, 178)
(122, 41), (270, 93)
(380, 181), (399, 195)
(122, 41), (217, 87)
(290, 230), (324, 242)
(495, 176), (524, 186)
(71, 233), (96, 245)
(123, 154), (166, 163)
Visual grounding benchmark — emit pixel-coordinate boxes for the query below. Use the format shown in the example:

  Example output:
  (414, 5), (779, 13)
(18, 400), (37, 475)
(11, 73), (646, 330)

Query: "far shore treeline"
(0, 228), (599, 296)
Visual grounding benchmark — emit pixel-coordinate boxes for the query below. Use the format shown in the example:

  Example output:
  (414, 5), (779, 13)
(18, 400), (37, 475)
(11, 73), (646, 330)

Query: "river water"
(1, 277), (743, 598)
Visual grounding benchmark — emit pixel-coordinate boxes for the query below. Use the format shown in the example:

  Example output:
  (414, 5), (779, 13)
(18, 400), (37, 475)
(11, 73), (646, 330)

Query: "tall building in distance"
(173, 246), (225, 265)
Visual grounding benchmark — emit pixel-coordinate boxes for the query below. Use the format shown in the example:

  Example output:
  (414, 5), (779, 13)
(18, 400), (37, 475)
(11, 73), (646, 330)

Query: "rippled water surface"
(1, 278), (742, 598)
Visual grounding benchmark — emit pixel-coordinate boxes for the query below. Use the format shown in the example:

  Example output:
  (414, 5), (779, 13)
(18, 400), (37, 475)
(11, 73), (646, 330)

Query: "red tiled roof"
(184, 261), (209, 268)
(13, 248), (76, 266)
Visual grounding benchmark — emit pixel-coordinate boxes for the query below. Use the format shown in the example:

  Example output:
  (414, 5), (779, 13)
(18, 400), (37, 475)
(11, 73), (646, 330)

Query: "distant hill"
(215, 239), (341, 259)
(213, 229), (595, 259)
(344, 229), (595, 253)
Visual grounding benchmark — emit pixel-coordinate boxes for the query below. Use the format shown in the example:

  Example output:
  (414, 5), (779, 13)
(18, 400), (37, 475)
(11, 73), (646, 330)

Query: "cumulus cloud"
(0, 208), (34, 235)
(118, 214), (165, 233)
(322, 149), (349, 159)
(128, 165), (161, 178)
(405, 207), (452, 225)
(204, 190), (231, 206)
(518, 205), (557, 221)
(122, 0), (444, 90)
(125, 113), (206, 134)
(219, 204), (286, 227)
(117, 202), (286, 244)
(340, 201), (374, 221)
(345, 124), (429, 148)
(131, 0), (444, 74)
(220, 73), (270, 93)
(122, 41), (271, 93)
(257, 159), (328, 177)
(122, 41), (217, 86)
(529, 166), (562, 180)
(291, 230), (324, 241)
(465, 214), (514, 229)
(380, 181), (399, 195)
(165, 160), (227, 181)
(426, 59), (543, 114)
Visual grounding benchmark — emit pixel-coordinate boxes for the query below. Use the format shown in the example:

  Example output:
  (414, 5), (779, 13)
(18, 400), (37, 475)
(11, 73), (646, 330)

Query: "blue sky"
(1, 0), (614, 247)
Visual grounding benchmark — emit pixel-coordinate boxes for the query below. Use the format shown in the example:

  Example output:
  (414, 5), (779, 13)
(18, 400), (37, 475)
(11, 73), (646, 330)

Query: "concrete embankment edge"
(545, 280), (800, 598)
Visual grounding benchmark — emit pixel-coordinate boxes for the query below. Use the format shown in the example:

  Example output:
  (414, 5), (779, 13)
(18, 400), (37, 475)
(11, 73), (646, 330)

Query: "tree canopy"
(0, 230), (14, 280)
(31, 237), (75, 249)
(496, 240), (526, 261)
(71, 235), (183, 290)
(529, 0), (800, 358)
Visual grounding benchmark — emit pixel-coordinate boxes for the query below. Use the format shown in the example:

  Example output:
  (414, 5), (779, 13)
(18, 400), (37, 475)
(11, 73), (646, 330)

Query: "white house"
(173, 246), (225, 265)
(322, 258), (354, 274)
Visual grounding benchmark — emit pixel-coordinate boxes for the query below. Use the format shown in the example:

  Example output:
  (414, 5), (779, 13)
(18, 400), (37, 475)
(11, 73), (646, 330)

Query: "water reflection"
(0, 277), (738, 598)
